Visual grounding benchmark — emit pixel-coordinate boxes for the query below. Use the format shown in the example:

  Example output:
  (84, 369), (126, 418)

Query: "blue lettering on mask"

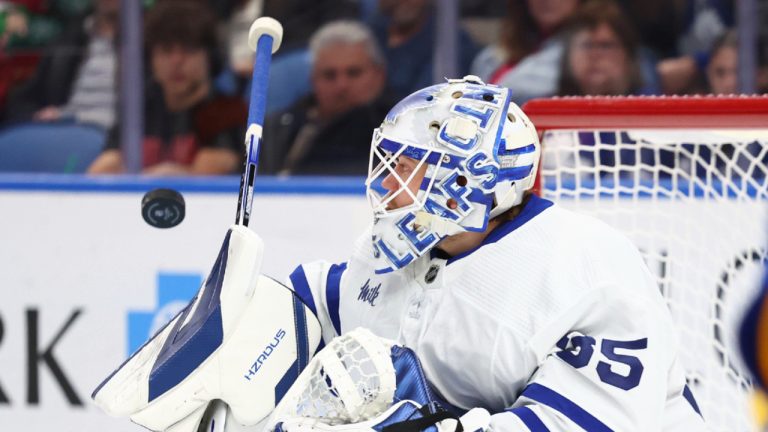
(377, 238), (414, 269)
(439, 171), (472, 212)
(438, 126), (478, 152)
(460, 85), (503, 104)
(437, 99), (499, 152)
(396, 213), (438, 253)
(465, 152), (499, 190)
(452, 104), (495, 130)
(424, 197), (460, 221)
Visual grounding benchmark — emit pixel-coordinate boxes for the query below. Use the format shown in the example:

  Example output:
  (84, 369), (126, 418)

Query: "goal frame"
(522, 95), (768, 432)
(523, 95), (768, 130)
(523, 95), (768, 195)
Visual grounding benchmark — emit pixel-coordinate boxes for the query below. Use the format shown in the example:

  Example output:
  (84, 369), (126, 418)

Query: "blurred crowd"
(0, 0), (766, 175)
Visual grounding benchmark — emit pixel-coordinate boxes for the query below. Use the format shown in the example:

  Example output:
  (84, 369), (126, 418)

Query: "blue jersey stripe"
(507, 406), (550, 431)
(521, 383), (613, 432)
(682, 384), (702, 417)
(326, 262), (348, 335)
(289, 265), (318, 317)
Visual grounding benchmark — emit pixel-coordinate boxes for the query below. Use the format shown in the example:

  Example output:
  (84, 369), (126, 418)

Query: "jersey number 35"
(555, 334), (648, 391)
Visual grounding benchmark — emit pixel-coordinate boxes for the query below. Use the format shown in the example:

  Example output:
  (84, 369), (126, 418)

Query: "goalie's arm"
(286, 260), (347, 346)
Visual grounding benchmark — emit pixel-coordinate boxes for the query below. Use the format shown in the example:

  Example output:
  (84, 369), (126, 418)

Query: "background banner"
(0, 175), (370, 432)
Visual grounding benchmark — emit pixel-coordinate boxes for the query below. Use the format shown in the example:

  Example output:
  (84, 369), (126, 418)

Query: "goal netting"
(525, 96), (768, 432)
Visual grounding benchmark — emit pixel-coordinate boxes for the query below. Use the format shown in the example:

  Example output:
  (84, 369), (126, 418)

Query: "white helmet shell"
(365, 76), (540, 274)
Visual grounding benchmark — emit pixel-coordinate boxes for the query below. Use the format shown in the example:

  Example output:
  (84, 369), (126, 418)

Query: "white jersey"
(286, 195), (706, 431)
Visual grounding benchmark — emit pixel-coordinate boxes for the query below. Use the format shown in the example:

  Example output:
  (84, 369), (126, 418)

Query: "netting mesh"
(271, 329), (396, 427)
(540, 129), (768, 432)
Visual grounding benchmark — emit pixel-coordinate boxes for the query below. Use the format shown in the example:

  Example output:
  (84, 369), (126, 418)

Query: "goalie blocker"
(91, 225), (323, 431)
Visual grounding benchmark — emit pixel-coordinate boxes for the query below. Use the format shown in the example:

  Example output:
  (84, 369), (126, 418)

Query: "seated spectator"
(546, 1), (665, 181)
(261, 20), (394, 176)
(87, 0), (246, 175)
(370, 0), (477, 99)
(5, 0), (119, 129)
(482, 0), (580, 105)
(471, 0), (579, 85)
(706, 30), (738, 95)
(557, 0), (654, 96)
(711, 30), (768, 96)
(653, 0), (734, 95)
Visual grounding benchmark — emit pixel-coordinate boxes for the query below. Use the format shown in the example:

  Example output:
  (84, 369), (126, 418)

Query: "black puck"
(141, 188), (185, 229)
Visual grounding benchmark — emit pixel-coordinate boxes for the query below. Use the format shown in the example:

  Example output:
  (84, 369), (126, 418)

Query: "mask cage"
(365, 131), (445, 218)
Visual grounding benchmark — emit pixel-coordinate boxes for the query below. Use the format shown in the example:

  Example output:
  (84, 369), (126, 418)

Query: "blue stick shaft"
(236, 34), (275, 227)
(248, 36), (274, 128)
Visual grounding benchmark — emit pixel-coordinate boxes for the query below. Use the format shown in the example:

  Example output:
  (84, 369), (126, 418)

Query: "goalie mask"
(366, 76), (540, 274)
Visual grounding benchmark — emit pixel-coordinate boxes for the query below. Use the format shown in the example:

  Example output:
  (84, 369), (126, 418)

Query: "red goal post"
(523, 95), (768, 129)
(522, 95), (768, 432)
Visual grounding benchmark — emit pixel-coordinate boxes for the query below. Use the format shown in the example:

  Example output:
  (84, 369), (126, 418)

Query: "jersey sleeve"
(488, 291), (704, 431)
(284, 260), (348, 345)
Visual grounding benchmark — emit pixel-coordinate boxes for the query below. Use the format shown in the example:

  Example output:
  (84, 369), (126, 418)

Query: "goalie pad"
(92, 225), (322, 431)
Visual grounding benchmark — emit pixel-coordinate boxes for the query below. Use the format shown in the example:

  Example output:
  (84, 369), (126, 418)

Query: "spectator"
(87, 0), (246, 175)
(220, 0), (359, 104)
(471, 0), (579, 84)
(706, 30), (738, 95)
(698, 29), (768, 95)
(5, 0), (119, 129)
(261, 20), (394, 176)
(474, 0), (580, 105)
(654, 0), (736, 94)
(558, 0), (652, 96)
(370, 0), (477, 99)
(545, 1), (665, 183)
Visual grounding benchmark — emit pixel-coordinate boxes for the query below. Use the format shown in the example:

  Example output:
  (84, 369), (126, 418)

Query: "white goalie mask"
(365, 76), (541, 274)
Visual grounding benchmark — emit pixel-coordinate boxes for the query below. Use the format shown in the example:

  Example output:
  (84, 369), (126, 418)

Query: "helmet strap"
(414, 211), (464, 238)
(489, 187), (520, 219)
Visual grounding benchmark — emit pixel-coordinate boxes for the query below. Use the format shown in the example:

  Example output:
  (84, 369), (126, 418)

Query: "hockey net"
(525, 95), (768, 432)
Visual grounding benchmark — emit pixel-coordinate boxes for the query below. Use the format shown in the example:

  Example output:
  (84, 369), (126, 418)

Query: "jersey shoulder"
(451, 196), (657, 329)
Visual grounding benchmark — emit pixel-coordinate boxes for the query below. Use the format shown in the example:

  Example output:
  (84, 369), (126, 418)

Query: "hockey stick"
(235, 17), (284, 227)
